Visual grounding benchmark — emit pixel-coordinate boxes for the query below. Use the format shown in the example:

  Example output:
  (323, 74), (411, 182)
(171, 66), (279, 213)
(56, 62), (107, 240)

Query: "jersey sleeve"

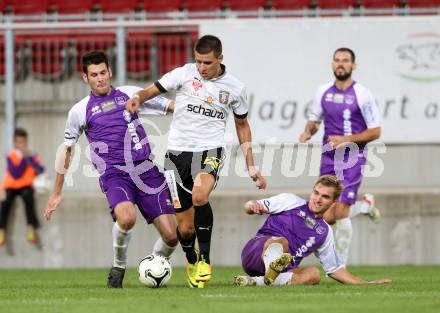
(309, 87), (325, 122)
(64, 100), (87, 147)
(232, 85), (249, 117)
(138, 96), (170, 115)
(314, 228), (344, 274)
(117, 85), (170, 115)
(256, 193), (307, 214)
(157, 64), (187, 92)
(356, 85), (381, 128)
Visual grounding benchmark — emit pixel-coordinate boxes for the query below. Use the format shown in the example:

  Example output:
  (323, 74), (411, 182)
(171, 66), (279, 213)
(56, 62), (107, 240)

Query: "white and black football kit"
(158, 63), (248, 211)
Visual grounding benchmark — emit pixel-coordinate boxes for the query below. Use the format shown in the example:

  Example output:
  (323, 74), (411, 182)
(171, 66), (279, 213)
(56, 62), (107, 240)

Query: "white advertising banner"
(200, 17), (440, 143)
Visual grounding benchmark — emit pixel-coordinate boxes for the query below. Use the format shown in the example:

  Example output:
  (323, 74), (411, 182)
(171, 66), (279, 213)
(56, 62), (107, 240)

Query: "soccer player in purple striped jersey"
(299, 48), (382, 265)
(235, 176), (391, 287)
(44, 51), (178, 288)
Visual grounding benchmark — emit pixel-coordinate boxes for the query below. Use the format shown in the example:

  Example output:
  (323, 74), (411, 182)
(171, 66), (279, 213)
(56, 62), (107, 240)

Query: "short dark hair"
(14, 128), (28, 139)
(333, 47), (356, 63)
(314, 175), (344, 200)
(82, 51), (109, 74)
(195, 35), (222, 57)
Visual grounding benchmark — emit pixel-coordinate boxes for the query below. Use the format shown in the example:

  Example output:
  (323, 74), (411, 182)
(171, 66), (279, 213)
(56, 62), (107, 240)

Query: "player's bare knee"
(192, 193), (209, 206)
(178, 224), (195, 239)
(115, 208), (136, 230)
(162, 231), (178, 247)
(294, 267), (320, 285)
(307, 267), (321, 285)
(115, 202), (136, 229)
(160, 224), (178, 246)
(117, 212), (136, 230)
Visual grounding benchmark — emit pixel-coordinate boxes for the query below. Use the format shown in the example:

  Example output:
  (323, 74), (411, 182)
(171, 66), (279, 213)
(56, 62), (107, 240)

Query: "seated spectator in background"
(0, 128), (45, 247)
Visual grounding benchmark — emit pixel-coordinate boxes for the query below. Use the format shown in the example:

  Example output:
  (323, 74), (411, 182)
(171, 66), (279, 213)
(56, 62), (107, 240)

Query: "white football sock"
(152, 237), (176, 258)
(350, 201), (369, 218)
(112, 222), (133, 268)
(274, 272), (293, 285)
(263, 242), (284, 271)
(334, 218), (352, 266)
(252, 272), (293, 286)
(253, 276), (265, 286)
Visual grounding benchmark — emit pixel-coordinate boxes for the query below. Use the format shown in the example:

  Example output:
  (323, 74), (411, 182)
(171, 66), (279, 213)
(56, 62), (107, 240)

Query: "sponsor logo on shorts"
(203, 156), (222, 170)
(173, 199), (181, 209)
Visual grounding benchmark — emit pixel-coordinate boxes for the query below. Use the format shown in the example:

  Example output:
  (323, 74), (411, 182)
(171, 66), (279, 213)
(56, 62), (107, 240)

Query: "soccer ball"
(138, 254), (172, 288)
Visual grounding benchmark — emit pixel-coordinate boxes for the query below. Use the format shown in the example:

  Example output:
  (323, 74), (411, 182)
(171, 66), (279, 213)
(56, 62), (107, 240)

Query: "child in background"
(0, 128), (44, 247)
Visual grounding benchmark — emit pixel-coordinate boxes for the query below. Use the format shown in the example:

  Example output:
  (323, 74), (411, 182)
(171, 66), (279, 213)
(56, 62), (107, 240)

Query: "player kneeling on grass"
(235, 175), (391, 286)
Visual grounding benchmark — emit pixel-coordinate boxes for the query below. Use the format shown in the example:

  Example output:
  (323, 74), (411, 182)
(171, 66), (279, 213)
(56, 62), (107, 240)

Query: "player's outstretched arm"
(244, 200), (269, 215)
(44, 146), (72, 221)
(329, 267), (392, 285)
(125, 84), (161, 113)
(327, 127), (381, 149)
(299, 121), (321, 143)
(234, 117), (267, 190)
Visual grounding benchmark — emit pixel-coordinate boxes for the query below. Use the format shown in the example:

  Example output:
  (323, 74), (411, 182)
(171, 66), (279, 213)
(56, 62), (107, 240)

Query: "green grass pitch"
(1, 266), (439, 313)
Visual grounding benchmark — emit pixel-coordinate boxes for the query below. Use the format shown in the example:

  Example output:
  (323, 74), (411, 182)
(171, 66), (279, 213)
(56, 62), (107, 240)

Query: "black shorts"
(164, 147), (224, 212)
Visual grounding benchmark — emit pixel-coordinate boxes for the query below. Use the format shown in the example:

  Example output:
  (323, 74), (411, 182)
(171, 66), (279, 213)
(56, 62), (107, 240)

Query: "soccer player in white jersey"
(299, 48), (382, 265)
(235, 175), (391, 287)
(125, 35), (267, 288)
(44, 51), (178, 288)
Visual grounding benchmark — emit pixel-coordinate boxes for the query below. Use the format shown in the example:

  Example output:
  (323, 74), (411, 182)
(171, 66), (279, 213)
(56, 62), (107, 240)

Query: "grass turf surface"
(0, 266), (439, 313)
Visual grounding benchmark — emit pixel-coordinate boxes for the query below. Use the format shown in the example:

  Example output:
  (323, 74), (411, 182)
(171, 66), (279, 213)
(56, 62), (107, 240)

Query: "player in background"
(0, 128), (45, 248)
(44, 51), (178, 288)
(299, 48), (381, 265)
(125, 35), (266, 288)
(235, 175), (391, 287)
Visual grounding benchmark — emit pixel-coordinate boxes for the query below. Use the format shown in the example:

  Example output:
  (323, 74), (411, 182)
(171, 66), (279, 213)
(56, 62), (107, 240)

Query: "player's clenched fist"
(244, 200), (268, 215)
(125, 94), (141, 113)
